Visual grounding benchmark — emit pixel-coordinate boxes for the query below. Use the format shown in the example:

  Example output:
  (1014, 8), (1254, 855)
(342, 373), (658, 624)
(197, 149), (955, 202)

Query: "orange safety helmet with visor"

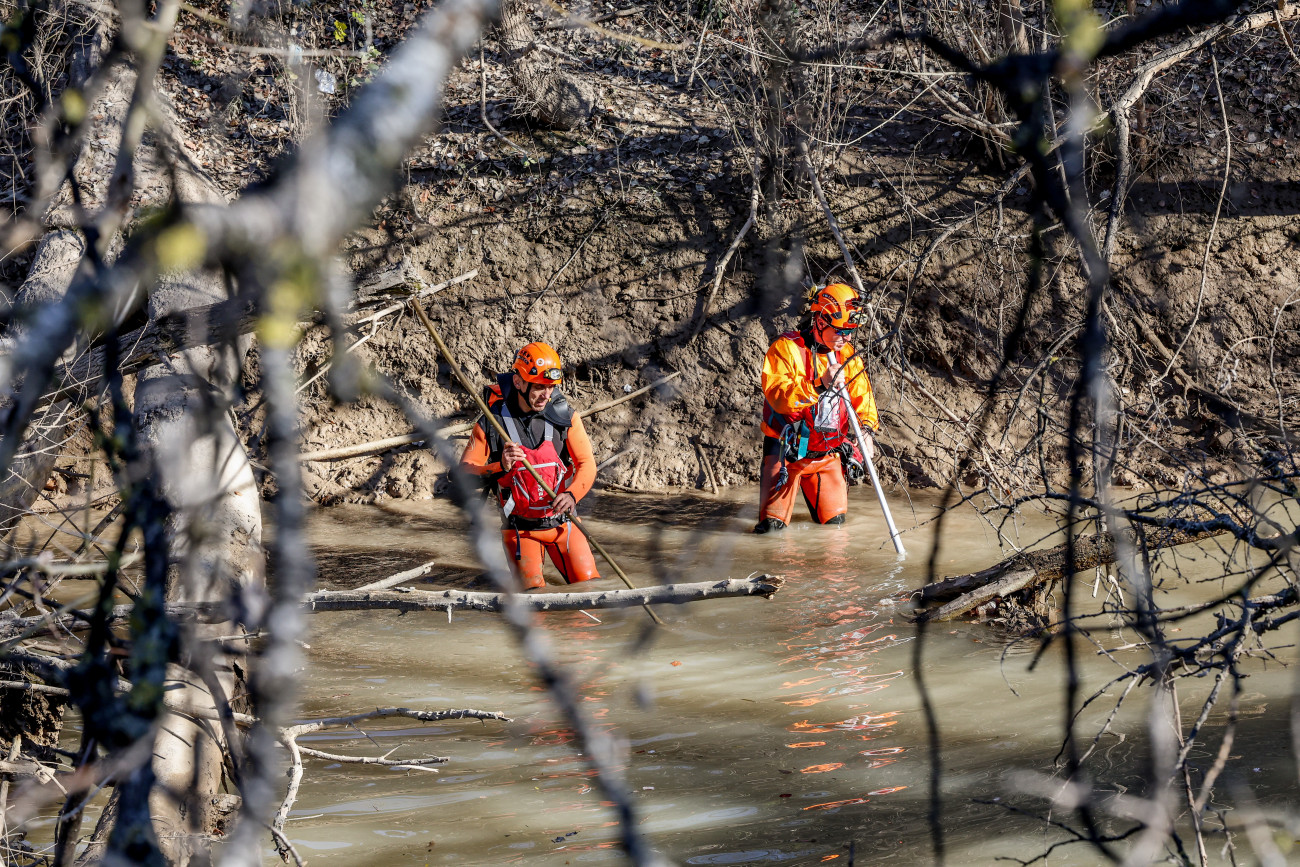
(513, 342), (564, 385)
(809, 283), (866, 334)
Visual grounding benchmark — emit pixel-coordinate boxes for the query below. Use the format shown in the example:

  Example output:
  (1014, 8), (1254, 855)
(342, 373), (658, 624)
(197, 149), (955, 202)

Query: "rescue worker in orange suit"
(459, 342), (600, 589)
(755, 283), (879, 534)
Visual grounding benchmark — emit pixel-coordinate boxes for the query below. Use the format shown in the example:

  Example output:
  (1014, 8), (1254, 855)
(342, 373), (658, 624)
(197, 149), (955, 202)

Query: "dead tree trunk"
(0, 12), (112, 536)
(0, 231), (90, 533)
(495, 0), (594, 129)
(76, 110), (265, 867)
(912, 524), (1229, 626)
(997, 0), (1029, 54)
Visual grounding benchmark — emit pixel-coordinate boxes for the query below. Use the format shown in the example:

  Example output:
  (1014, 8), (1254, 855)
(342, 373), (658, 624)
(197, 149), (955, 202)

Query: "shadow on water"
(585, 487), (748, 528)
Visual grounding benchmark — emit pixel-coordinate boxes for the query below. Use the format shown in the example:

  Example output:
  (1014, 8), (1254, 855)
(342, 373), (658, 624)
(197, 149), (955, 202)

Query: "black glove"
(838, 441), (866, 486)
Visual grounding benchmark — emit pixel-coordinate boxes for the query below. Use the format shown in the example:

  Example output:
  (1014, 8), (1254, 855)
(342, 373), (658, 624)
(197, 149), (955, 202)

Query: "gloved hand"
(839, 442), (866, 485)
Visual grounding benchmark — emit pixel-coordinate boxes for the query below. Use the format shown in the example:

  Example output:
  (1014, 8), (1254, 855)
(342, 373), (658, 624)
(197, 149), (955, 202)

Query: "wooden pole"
(409, 298), (664, 625)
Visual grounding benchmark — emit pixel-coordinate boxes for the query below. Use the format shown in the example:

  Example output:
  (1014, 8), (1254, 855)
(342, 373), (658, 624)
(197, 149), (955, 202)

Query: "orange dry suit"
(758, 329), (879, 525)
(459, 375), (599, 590)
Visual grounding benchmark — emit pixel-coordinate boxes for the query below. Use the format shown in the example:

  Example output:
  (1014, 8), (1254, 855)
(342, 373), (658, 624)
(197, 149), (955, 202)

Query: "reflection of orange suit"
(460, 377), (599, 590)
(759, 330), (878, 525)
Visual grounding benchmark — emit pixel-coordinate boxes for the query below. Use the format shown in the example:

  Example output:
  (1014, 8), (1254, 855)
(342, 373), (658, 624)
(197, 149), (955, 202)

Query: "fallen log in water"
(0, 576), (786, 642)
(305, 574), (785, 614)
(911, 525), (1228, 624)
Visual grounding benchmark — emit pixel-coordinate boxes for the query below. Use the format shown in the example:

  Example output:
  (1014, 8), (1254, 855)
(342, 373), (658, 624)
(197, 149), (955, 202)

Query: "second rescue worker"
(459, 342), (600, 590)
(755, 283), (880, 533)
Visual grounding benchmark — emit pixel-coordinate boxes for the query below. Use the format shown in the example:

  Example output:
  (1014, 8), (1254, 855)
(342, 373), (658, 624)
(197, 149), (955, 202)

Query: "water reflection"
(272, 489), (1299, 865)
(759, 520), (914, 832)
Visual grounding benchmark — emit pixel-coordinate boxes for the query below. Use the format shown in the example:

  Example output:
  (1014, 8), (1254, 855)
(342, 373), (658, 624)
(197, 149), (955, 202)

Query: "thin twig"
(685, 21), (709, 88)
(479, 42), (529, 157)
(350, 269), (479, 329)
(297, 371), (678, 464)
(272, 734), (303, 859)
(689, 169), (757, 342)
(266, 822), (308, 867)
(293, 746), (447, 767)
(694, 439), (718, 495)
(799, 140), (868, 301)
(527, 209), (609, 314)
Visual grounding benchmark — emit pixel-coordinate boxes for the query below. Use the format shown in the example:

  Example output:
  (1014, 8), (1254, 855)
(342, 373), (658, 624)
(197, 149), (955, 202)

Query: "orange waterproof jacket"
(459, 383), (596, 505)
(760, 330), (879, 440)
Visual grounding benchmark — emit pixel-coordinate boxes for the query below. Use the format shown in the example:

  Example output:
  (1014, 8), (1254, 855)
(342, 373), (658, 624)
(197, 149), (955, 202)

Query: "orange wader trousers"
(758, 452), (848, 525)
(502, 522), (599, 590)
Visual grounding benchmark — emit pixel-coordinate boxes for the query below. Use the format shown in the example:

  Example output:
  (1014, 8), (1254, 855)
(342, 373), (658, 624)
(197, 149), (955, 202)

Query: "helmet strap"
(812, 315), (836, 350)
(509, 374), (531, 412)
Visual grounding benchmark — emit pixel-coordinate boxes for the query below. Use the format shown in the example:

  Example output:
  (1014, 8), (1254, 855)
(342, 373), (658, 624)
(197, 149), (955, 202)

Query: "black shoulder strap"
(480, 384), (506, 459)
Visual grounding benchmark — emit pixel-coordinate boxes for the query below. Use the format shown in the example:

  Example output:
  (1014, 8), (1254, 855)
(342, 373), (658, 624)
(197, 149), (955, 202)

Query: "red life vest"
(762, 330), (852, 458)
(496, 399), (568, 521)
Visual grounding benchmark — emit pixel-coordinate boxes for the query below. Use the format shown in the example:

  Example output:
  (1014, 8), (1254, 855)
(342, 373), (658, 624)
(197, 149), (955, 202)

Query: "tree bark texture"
(69, 92), (266, 867)
(306, 574), (785, 612)
(0, 14), (118, 536)
(997, 0), (1029, 54)
(0, 664), (66, 753)
(496, 0), (594, 129)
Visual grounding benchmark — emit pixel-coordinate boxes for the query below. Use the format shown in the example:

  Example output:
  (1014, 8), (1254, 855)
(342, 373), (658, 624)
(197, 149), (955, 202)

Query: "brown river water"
(280, 485), (1300, 866)
(26, 485), (1299, 864)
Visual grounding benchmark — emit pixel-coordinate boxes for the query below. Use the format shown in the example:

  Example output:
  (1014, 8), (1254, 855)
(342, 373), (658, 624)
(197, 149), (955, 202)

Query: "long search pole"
(411, 299), (664, 625)
(829, 363), (906, 556)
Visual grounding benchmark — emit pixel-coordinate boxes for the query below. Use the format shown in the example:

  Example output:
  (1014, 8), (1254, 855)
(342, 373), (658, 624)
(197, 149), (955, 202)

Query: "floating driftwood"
(911, 525), (1228, 624)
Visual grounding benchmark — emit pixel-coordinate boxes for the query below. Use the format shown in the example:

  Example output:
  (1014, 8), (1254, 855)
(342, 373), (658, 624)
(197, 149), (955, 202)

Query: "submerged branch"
(274, 706), (508, 841)
(911, 527), (1226, 623)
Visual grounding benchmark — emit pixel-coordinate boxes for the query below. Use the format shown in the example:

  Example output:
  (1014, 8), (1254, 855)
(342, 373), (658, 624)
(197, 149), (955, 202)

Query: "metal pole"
(830, 369), (906, 556)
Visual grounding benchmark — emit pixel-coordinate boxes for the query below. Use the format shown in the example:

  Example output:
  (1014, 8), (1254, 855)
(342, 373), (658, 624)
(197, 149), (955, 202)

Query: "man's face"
(815, 314), (851, 352)
(513, 374), (555, 412)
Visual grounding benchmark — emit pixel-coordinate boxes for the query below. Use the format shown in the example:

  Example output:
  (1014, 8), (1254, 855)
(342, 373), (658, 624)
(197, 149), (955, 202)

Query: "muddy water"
(283, 486), (1298, 866)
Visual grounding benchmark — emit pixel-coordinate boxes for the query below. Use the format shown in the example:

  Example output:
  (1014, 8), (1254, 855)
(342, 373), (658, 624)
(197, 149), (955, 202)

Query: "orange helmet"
(809, 283), (863, 329)
(512, 342), (563, 385)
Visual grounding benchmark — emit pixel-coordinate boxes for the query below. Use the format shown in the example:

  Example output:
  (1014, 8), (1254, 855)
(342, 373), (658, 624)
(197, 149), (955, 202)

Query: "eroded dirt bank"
(278, 143), (1299, 506)
(7, 0), (1299, 513)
